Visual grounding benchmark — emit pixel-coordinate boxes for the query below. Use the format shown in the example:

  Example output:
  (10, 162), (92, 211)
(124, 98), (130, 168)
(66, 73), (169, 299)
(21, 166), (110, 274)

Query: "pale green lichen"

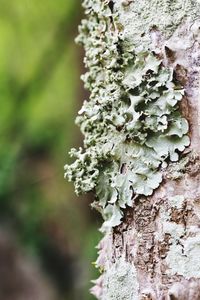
(167, 150), (200, 179)
(159, 196), (200, 279)
(102, 256), (139, 300)
(166, 235), (200, 279)
(64, 0), (190, 228)
(114, 0), (200, 49)
(157, 203), (185, 242)
(168, 195), (185, 209)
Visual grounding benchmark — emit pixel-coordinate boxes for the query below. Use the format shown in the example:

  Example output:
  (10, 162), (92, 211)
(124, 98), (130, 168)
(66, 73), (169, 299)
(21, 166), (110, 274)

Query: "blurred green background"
(0, 1), (101, 299)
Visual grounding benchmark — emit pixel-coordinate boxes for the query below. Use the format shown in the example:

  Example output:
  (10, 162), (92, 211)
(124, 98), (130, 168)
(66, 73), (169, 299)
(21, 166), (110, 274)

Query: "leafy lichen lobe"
(64, 0), (190, 228)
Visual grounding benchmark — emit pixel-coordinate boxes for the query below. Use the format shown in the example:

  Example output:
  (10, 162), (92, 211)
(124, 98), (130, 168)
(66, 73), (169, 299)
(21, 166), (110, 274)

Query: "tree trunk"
(65, 1), (200, 299)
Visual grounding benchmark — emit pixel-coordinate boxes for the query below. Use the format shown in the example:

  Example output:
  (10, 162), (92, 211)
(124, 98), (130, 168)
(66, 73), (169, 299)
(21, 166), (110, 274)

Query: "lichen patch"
(114, 0), (200, 49)
(102, 256), (139, 300)
(166, 235), (200, 279)
(64, 0), (190, 229)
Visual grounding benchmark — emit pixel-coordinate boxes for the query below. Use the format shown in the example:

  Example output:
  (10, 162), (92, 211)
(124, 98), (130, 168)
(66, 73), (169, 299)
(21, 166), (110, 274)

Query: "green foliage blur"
(0, 1), (101, 299)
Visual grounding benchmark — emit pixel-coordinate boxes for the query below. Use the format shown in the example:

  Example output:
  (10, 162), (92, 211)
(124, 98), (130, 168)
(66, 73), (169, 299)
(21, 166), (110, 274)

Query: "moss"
(64, 0), (190, 228)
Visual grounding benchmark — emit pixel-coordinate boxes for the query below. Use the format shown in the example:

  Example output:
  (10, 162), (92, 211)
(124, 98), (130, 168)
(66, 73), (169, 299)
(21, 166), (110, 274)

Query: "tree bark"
(67, 1), (200, 299)
(90, 1), (200, 299)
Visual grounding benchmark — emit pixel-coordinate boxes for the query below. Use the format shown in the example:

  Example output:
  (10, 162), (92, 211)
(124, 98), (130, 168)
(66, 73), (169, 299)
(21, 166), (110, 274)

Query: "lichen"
(166, 235), (200, 279)
(64, 0), (190, 228)
(160, 195), (200, 279)
(167, 151), (200, 179)
(168, 195), (185, 209)
(114, 0), (200, 49)
(158, 202), (185, 242)
(102, 256), (139, 300)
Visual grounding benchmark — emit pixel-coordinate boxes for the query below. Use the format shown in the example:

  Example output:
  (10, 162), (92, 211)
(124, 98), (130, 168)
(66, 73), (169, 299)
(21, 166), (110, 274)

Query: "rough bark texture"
(89, 1), (200, 300)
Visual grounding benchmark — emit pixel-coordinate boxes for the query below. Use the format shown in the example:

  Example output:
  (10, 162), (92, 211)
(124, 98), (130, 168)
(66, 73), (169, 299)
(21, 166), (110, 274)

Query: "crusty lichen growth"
(166, 235), (200, 279)
(114, 0), (200, 49)
(166, 151), (200, 179)
(64, 0), (190, 228)
(160, 195), (200, 279)
(102, 256), (139, 300)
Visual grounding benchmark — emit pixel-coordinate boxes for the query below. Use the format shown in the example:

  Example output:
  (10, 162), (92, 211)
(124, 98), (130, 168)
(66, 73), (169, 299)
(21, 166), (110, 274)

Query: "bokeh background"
(0, 1), (101, 299)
